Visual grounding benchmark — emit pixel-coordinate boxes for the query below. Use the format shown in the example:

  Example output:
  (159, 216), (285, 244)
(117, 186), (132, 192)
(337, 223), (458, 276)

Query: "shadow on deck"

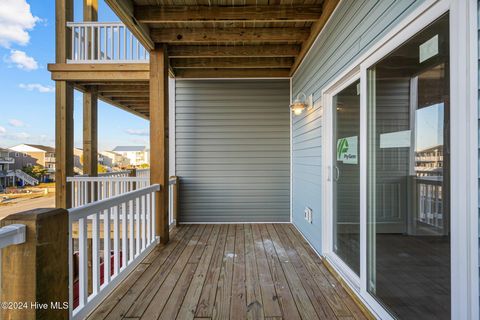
(87, 224), (370, 320)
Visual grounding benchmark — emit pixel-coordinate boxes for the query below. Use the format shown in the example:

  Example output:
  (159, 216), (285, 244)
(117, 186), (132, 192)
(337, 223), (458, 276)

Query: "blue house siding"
(291, 0), (426, 253)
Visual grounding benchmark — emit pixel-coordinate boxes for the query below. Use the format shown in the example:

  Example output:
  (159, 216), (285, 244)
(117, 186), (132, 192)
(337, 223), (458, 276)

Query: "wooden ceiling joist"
(135, 5), (322, 23)
(168, 45), (300, 58)
(171, 57), (293, 69)
(175, 68), (290, 78)
(151, 27), (310, 43)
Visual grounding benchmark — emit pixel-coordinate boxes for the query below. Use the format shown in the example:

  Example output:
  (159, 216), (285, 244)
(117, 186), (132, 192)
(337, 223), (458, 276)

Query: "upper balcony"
(66, 22), (149, 64)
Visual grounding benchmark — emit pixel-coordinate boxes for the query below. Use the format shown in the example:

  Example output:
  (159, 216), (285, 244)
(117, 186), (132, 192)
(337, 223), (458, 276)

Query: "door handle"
(334, 166), (340, 181)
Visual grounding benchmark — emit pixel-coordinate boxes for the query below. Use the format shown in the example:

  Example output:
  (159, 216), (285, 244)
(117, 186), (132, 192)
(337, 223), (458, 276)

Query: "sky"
(0, 0), (149, 151)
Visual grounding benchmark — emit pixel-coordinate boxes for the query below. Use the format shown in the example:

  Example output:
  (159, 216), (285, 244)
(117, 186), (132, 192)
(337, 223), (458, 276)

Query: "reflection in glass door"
(332, 80), (360, 275)
(366, 14), (450, 319)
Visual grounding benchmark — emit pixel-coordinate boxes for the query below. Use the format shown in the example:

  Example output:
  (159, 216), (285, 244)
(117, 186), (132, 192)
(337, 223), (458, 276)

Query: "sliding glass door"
(332, 80), (361, 276)
(366, 14), (450, 319)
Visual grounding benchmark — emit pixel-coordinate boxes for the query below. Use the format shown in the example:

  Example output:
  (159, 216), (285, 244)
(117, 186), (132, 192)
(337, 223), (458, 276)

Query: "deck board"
(88, 224), (369, 320)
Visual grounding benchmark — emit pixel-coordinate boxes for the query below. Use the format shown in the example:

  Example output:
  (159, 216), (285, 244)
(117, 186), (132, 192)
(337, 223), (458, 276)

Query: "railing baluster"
(111, 26), (114, 60)
(103, 208), (110, 285)
(123, 26), (127, 60)
(121, 201), (127, 269)
(78, 217), (88, 307)
(92, 212), (100, 295)
(141, 195), (146, 250)
(152, 191), (156, 242)
(135, 197), (140, 257)
(146, 193), (151, 244)
(129, 199), (134, 261)
(113, 202), (120, 276)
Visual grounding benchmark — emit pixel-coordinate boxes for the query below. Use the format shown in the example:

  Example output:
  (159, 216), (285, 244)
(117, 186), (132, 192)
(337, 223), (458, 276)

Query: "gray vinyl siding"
(291, 0), (425, 253)
(175, 80), (290, 223)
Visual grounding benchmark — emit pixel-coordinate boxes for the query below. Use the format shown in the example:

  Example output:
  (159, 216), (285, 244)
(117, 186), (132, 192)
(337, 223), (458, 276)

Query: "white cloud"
(0, 0), (39, 48)
(0, 126), (6, 135)
(8, 119), (26, 127)
(19, 83), (54, 93)
(125, 129), (149, 136)
(7, 50), (38, 70)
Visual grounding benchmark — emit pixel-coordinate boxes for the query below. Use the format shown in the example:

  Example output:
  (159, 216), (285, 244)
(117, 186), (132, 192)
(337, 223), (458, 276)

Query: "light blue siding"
(291, 0), (426, 253)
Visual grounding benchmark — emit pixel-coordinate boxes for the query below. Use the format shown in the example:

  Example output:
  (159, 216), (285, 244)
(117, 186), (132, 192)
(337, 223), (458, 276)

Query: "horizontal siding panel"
(176, 79), (290, 223)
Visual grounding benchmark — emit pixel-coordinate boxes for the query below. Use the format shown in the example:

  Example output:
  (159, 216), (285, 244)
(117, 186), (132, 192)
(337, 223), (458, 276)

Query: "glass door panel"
(366, 14), (450, 319)
(333, 80), (361, 275)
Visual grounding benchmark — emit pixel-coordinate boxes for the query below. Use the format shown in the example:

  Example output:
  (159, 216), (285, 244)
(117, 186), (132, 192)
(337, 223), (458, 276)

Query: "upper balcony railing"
(67, 22), (149, 64)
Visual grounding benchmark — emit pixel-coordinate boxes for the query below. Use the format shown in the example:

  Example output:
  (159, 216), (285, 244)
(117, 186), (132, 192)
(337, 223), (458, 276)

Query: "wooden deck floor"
(88, 224), (369, 320)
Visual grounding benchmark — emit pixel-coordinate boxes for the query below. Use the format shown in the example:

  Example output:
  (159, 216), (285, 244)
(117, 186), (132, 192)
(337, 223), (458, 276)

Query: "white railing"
(417, 177), (444, 231)
(67, 176), (150, 208)
(67, 22), (149, 64)
(0, 224), (26, 249)
(99, 170), (131, 178)
(68, 184), (160, 320)
(136, 169), (150, 178)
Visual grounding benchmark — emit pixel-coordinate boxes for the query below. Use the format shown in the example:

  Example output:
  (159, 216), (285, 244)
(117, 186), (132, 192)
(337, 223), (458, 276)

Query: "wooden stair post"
(0, 208), (69, 320)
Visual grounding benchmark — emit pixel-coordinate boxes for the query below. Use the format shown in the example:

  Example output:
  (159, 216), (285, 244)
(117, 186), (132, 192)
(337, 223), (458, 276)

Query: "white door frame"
(320, 0), (479, 318)
(322, 68), (361, 292)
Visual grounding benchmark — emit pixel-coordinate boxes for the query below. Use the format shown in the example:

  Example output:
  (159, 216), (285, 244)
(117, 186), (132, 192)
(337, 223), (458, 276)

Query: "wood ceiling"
(105, 0), (339, 78)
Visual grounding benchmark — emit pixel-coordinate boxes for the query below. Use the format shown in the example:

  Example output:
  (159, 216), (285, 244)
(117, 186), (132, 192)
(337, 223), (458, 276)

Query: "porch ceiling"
(105, 0), (339, 78)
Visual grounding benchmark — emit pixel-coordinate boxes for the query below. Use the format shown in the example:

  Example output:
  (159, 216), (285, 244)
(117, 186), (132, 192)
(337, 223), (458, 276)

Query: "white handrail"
(67, 176), (150, 207)
(67, 22), (149, 64)
(0, 224), (26, 249)
(68, 184), (160, 320)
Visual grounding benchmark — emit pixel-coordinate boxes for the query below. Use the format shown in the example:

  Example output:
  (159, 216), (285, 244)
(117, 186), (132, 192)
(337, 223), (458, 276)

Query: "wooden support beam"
(168, 44), (300, 58)
(48, 63), (150, 81)
(104, 0), (154, 50)
(171, 57), (293, 69)
(135, 5), (322, 23)
(174, 68), (290, 78)
(150, 46), (169, 244)
(55, 0), (74, 209)
(101, 92), (150, 98)
(1, 209), (69, 320)
(151, 27), (310, 43)
(83, 86), (98, 177)
(290, 0), (339, 75)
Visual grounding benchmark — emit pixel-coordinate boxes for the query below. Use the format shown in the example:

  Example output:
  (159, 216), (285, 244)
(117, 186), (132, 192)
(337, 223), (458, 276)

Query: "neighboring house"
(0, 148), (14, 190)
(9, 144), (56, 181)
(112, 146), (149, 166)
(99, 151), (130, 168)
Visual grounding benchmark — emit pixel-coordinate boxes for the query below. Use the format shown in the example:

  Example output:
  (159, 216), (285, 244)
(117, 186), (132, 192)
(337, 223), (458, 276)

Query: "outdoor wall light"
(290, 92), (312, 115)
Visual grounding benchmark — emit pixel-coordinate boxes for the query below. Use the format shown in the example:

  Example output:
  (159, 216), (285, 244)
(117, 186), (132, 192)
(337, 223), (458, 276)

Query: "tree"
(138, 163), (150, 169)
(22, 165), (48, 180)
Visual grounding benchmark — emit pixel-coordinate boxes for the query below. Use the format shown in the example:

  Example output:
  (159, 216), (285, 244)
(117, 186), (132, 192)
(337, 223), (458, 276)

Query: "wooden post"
(83, 0), (98, 21)
(1, 208), (69, 320)
(83, 86), (98, 177)
(55, 0), (74, 209)
(150, 45), (169, 244)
